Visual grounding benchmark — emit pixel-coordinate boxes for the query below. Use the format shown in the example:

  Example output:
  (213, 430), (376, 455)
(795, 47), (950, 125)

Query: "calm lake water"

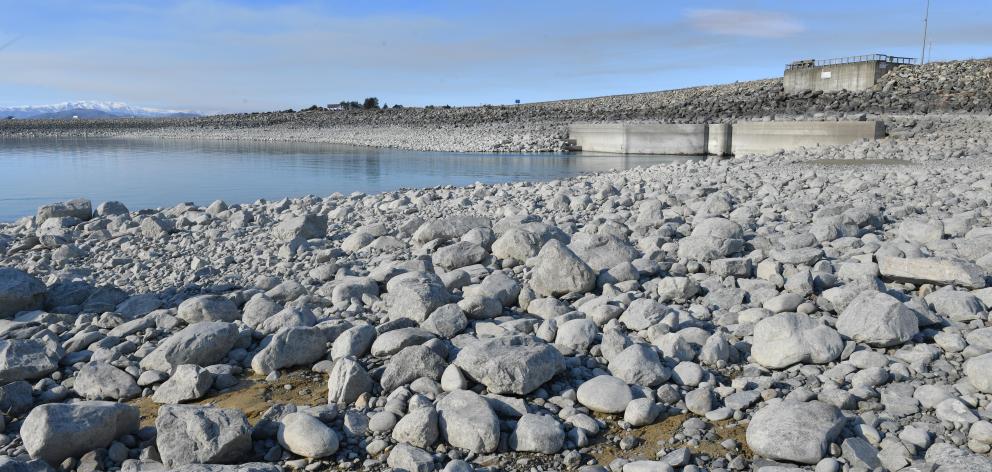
(0, 138), (701, 221)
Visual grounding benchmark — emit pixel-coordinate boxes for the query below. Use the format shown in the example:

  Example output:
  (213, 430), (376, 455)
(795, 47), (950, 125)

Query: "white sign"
(821, 71), (832, 79)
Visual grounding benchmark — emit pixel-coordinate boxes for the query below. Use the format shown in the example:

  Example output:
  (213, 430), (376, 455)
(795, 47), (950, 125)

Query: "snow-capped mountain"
(0, 101), (200, 119)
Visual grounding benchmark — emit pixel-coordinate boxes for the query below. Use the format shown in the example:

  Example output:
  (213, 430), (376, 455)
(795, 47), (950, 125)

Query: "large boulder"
(0, 267), (46, 318)
(677, 217), (744, 262)
(836, 291), (918, 347)
(432, 241), (487, 270)
(608, 344), (671, 387)
(965, 353), (992, 394)
(509, 414), (565, 454)
(152, 364), (214, 404)
(73, 362), (141, 400)
(746, 400), (844, 464)
(156, 405), (252, 468)
(436, 390), (500, 453)
(380, 345), (447, 392)
(22, 401), (139, 465)
(751, 313), (843, 369)
(273, 213), (327, 242)
(529, 240), (596, 297)
(277, 412), (339, 458)
(392, 406), (439, 449)
(576, 375), (632, 414)
(0, 338), (61, 384)
(327, 357), (373, 404)
(568, 233), (640, 271)
(877, 256), (986, 289)
(412, 216), (490, 244)
(36, 198), (92, 225)
(140, 322), (238, 372)
(453, 335), (565, 395)
(177, 295), (241, 323)
(385, 272), (450, 323)
(251, 326), (327, 375)
(492, 228), (544, 262)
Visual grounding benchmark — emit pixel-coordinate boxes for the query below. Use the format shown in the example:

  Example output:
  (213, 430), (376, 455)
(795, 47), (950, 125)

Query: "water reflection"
(0, 138), (702, 221)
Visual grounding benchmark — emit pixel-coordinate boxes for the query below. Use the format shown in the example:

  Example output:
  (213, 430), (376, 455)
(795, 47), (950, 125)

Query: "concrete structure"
(784, 54), (915, 93)
(568, 123), (708, 155)
(731, 121), (885, 155)
(568, 120), (885, 157)
(706, 124), (732, 156)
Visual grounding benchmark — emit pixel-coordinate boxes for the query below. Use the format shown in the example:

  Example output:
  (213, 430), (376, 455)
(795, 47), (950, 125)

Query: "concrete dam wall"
(567, 121), (884, 156)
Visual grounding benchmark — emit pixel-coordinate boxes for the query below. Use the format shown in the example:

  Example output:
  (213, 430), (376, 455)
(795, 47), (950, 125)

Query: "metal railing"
(786, 54), (917, 70)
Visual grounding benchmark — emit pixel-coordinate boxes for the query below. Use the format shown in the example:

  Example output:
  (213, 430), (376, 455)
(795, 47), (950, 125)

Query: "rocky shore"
(2, 58), (991, 152)
(1, 58), (992, 472)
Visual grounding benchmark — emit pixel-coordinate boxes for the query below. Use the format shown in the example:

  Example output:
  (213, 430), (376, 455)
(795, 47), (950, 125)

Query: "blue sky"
(1, 1), (989, 113)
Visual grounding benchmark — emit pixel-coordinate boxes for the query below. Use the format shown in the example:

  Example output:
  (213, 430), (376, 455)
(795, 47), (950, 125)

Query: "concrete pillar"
(706, 124), (732, 156)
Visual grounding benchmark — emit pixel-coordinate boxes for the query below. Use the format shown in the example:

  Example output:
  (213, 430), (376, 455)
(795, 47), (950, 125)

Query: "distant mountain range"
(0, 101), (200, 120)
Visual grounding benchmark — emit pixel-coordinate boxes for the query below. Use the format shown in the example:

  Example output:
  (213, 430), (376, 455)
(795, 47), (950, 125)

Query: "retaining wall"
(568, 123), (708, 155)
(568, 121), (885, 157)
(731, 121), (885, 155)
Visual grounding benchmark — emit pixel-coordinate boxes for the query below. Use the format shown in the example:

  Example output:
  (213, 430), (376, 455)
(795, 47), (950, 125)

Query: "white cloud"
(687, 9), (804, 38)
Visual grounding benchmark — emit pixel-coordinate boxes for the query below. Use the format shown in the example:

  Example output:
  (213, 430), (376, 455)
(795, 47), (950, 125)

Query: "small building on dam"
(783, 53), (916, 93)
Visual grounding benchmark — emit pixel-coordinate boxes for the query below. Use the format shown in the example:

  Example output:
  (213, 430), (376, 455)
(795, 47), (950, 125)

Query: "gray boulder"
(965, 353), (992, 393)
(492, 228), (544, 262)
(836, 291), (918, 347)
(576, 375), (632, 414)
(177, 295), (241, 323)
(273, 213), (327, 242)
(380, 345), (447, 392)
(36, 198), (92, 224)
(74, 362), (140, 400)
(751, 313), (843, 369)
(509, 414), (565, 453)
(608, 344), (670, 387)
(277, 412), (339, 458)
(421, 304), (468, 338)
(392, 406), (439, 449)
(412, 216), (490, 244)
(385, 272), (450, 323)
(156, 405), (252, 468)
(746, 400), (844, 464)
(436, 390), (500, 453)
(22, 401), (139, 465)
(330, 324), (376, 360)
(433, 241), (487, 270)
(924, 442), (992, 471)
(327, 357), (373, 404)
(152, 364), (214, 404)
(387, 444), (436, 472)
(530, 240), (596, 297)
(453, 335), (564, 395)
(251, 326), (327, 375)
(370, 327), (435, 357)
(0, 338), (61, 384)
(140, 322), (238, 372)
(0, 267), (46, 318)
(568, 233), (640, 271)
(877, 256), (986, 289)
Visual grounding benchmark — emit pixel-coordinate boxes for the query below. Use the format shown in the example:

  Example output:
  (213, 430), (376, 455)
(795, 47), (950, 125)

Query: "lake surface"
(0, 138), (701, 221)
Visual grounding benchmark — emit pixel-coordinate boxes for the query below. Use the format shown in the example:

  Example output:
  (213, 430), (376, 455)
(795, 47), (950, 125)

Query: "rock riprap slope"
(2, 58), (991, 152)
(2, 140), (992, 471)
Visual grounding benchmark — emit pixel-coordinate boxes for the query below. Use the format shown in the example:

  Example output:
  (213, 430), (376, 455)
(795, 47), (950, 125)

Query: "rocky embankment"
(2, 58), (991, 152)
(3, 121), (992, 472)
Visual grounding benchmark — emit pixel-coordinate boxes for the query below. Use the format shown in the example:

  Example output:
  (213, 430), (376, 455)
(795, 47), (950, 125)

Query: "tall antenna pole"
(920, 0), (930, 64)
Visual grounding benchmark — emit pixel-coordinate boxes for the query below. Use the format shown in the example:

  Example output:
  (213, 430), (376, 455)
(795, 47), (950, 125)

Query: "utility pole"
(920, 0), (930, 64)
